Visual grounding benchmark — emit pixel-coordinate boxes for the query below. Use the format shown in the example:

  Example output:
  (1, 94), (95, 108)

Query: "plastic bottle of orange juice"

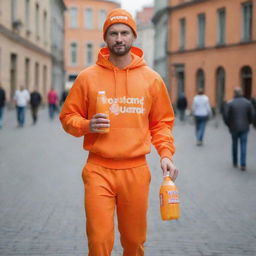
(96, 91), (110, 133)
(159, 171), (180, 220)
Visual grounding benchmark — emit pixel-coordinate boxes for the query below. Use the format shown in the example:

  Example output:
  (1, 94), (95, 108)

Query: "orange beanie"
(103, 8), (137, 39)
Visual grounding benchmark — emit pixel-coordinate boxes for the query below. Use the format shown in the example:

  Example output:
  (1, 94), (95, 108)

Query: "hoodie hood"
(96, 46), (146, 97)
(96, 46), (146, 70)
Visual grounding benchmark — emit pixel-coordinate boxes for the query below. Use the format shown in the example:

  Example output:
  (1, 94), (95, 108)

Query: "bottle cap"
(98, 91), (105, 95)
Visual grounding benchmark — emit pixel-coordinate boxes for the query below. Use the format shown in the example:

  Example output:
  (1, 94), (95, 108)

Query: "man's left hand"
(160, 157), (178, 181)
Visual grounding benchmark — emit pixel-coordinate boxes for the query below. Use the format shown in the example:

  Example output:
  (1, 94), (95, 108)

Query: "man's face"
(105, 23), (135, 56)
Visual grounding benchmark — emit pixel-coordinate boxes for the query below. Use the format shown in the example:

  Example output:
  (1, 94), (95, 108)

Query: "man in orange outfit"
(60, 8), (178, 256)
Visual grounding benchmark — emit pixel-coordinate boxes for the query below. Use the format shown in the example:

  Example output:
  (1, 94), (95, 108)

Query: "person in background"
(14, 85), (30, 127)
(30, 89), (42, 124)
(59, 8), (178, 256)
(47, 87), (58, 119)
(0, 83), (6, 128)
(251, 96), (256, 129)
(60, 89), (69, 106)
(224, 87), (254, 171)
(192, 88), (212, 146)
(176, 92), (188, 122)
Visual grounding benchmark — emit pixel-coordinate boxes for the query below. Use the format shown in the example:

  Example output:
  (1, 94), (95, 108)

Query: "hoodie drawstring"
(113, 69), (117, 99)
(126, 69), (129, 97)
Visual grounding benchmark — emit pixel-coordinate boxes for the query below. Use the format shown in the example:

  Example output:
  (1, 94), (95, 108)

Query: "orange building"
(167, 0), (256, 111)
(64, 0), (119, 88)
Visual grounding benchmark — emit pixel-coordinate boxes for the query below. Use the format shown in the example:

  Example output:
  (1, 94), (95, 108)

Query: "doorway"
(241, 66), (252, 99)
(174, 64), (185, 97)
(216, 67), (225, 113)
(10, 53), (17, 99)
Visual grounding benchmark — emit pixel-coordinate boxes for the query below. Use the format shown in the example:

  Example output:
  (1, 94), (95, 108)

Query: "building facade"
(135, 7), (155, 68)
(50, 0), (66, 98)
(64, 0), (120, 88)
(152, 0), (169, 87)
(0, 0), (52, 103)
(167, 0), (256, 110)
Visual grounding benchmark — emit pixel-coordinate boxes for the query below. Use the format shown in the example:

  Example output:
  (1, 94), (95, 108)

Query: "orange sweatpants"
(82, 162), (151, 256)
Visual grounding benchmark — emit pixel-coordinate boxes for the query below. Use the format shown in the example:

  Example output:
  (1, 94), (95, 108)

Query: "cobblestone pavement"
(0, 108), (256, 256)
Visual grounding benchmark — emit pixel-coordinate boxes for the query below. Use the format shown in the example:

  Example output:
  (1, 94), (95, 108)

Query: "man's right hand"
(89, 113), (110, 133)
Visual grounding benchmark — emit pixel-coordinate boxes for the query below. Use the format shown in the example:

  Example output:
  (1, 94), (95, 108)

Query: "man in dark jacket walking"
(0, 83), (6, 128)
(251, 97), (256, 129)
(224, 88), (254, 171)
(30, 89), (42, 124)
(176, 92), (187, 122)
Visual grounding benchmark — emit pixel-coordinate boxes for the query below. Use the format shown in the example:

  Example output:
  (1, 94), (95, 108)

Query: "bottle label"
(167, 190), (179, 204)
(101, 96), (145, 115)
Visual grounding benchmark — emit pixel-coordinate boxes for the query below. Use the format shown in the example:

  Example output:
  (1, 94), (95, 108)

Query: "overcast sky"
(119, 0), (154, 16)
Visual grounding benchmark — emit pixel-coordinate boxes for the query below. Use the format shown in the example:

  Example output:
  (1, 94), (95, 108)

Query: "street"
(0, 108), (256, 256)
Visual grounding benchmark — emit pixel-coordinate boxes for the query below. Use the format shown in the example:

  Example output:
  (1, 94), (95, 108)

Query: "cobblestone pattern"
(0, 110), (256, 255)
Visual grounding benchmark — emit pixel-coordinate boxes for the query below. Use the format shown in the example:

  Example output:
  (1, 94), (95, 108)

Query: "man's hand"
(160, 157), (178, 181)
(89, 113), (110, 133)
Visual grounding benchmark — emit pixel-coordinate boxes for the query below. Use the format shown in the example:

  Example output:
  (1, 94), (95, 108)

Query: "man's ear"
(132, 33), (136, 42)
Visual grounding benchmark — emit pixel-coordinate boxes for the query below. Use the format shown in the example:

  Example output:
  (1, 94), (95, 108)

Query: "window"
(35, 4), (39, 39)
(198, 13), (205, 48)
(85, 8), (93, 29)
(179, 18), (186, 50)
(196, 69), (205, 91)
(70, 7), (78, 28)
(43, 11), (47, 44)
(70, 42), (78, 65)
(25, 0), (30, 30)
(241, 2), (252, 41)
(217, 8), (225, 45)
(86, 43), (93, 66)
(99, 10), (106, 29)
(11, 0), (17, 22)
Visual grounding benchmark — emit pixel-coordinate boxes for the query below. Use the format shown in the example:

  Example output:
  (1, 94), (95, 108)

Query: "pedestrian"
(192, 88), (212, 146)
(223, 88), (254, 171)
(251, 96), (256, 129)
(30, 89), (42, 124)
(13, 85), (30, 127)
(60, 89), (69, 106)
(0, 83), (6, 128)
(47, 87), (58, 119)
(59, 8), (178, 256)
(176, 92), (187, 122)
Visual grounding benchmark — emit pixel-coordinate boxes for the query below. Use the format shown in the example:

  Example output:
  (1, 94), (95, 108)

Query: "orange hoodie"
(60, 47), (175, 168)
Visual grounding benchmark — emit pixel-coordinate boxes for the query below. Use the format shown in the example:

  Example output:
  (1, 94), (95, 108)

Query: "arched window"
(215, 67), (225, 112)
(241, 66), (252, 99)
(196, 69), (205, 92)
(70, 42), (77, 65)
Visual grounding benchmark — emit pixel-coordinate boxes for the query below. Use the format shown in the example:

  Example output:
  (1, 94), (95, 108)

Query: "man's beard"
(108, 43), (132, 56)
